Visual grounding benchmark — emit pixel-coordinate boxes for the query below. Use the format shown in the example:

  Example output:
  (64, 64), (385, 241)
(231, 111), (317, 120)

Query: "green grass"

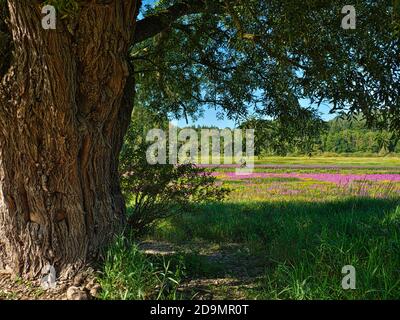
(253, 156), (400, 167)
(148, 168), (400, 300)
(98, 236), (184, 300)
(152, 199), (400, 299)
(100, 160), (400, 300)
(217, 167), (400, 174)
(199, 155), (400, 168)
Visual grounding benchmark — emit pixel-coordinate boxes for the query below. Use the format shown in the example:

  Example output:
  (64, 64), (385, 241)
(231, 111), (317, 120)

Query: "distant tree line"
(319, 118), (400, 155)
(128, 107), (400, 157)
(238, 116), (400, 156)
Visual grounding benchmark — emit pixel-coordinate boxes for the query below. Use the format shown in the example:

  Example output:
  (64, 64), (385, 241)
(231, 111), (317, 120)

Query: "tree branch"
(134, 0), (223, 44)
(133, 0), (308, 71)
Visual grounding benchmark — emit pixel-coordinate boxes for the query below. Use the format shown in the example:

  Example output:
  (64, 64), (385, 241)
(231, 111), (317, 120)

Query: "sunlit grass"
(152, 199), (400, 299)
(194, 155), (400, 168)
(102, 158), (400, 300)
(98, 235), (184, 300)
(149, 168), (400, 300)
(253, 156), (400, 167)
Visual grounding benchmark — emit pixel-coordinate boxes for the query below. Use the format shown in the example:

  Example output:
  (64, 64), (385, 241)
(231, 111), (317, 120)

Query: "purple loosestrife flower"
(217, 172), (400, 185)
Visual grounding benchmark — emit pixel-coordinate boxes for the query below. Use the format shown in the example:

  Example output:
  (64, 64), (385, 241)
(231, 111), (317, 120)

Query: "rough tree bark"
(0, 0), (139, 279)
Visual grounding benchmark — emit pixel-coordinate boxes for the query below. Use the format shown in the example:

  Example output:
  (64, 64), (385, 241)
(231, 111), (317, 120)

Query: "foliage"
(134, 0), (400, 134)
(239, 113), (326, 156)
(239, 116), (400, 156)
(43, 0), (80, 19)
(321, 118), (400, 154)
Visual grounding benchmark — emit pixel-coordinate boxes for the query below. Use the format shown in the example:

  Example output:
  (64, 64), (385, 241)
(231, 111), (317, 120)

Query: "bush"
(120, 144), (229, 234)
(119, 108), (229, 235)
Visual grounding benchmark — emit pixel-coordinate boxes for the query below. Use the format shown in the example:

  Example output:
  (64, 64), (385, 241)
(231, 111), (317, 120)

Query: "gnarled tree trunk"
(0, 0), (139, 279)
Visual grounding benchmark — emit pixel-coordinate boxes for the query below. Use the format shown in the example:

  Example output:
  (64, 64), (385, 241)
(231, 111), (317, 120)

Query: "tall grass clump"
(98, 236), (183, 300)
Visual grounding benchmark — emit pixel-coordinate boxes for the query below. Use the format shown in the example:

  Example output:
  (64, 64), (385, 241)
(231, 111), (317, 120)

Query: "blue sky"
(140, 0), (337, 128)
(176, 101), (337, 128)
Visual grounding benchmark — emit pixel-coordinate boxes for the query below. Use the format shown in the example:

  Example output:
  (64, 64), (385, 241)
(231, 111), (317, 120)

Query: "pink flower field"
(218, 172), (400, 185)
(211, 170), (400, 202)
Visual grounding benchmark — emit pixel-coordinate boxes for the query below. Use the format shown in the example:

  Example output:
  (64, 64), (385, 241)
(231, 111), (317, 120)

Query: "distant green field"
(254, 156), (400, 167)
(198, 156), (400, 170)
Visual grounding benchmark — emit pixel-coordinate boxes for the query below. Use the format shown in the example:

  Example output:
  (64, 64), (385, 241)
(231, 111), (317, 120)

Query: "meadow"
(253, 156), (400, 167)
(99, 157), (400, 300)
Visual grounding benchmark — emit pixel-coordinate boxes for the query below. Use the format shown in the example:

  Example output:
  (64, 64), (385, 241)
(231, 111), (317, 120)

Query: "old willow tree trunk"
(0, 0), (140, 278)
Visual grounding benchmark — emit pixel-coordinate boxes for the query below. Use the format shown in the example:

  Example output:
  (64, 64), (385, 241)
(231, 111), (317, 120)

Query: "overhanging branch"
(133, 0), (223, 44)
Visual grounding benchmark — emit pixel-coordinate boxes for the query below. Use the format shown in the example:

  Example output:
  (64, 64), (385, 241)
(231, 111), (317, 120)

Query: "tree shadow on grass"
(159, 197), (399, 245)
(146, 197), (400, 299)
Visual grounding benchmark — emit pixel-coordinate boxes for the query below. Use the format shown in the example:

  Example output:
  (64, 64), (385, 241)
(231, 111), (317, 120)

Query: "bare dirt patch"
(138, 240), (265, 299)
(0, 269), (100, 300)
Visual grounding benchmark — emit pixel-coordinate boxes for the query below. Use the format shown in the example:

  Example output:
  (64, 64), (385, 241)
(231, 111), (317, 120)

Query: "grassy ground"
(99, 157), (400, 300)
(150, 199), (400, 299)
(198, 155), (400, 167)
(253, 156), (400, 167)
